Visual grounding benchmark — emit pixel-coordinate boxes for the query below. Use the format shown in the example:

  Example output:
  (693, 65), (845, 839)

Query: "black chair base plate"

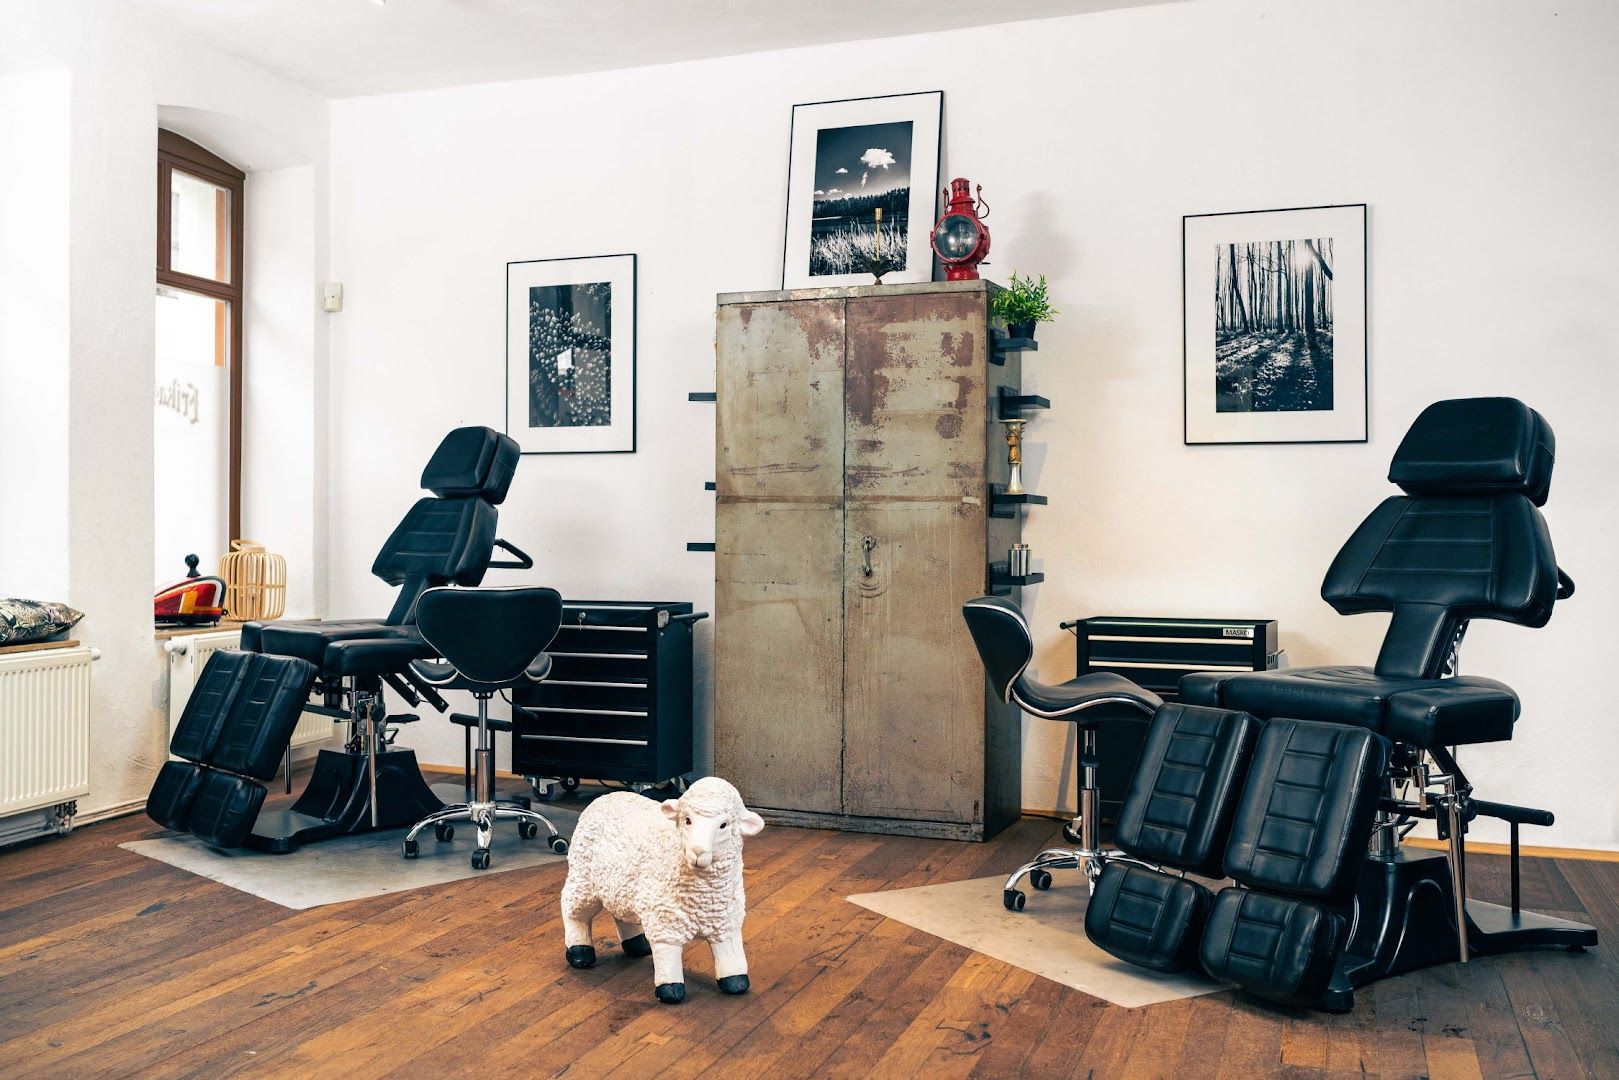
(1324, 848), (1598, 1009)
(246, 747), (445, 854)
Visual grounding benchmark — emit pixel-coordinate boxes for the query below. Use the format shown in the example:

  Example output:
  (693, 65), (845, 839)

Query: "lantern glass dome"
(933, 214), (979, 259)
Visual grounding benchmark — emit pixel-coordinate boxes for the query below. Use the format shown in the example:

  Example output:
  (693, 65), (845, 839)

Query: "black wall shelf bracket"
(998, 386), (1052, 419)
(686, 542), (716, 552)
(688, 391), (717, 402)
(988, 486), (1047, 519)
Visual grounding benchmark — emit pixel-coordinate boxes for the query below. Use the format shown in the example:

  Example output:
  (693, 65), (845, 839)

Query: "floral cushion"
(0, 599), (85, 646)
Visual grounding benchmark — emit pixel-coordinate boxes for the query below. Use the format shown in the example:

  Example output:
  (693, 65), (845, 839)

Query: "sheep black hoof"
(621, 934), (652, 958)
(717, 975), (750, 995)
(566, 945), (597, 969)
(655, 982), (686, 1004)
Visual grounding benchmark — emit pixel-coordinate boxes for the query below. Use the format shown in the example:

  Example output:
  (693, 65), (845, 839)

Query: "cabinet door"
(841, 292), (989, 824)
(842, 499), (987, 822)
(714, 300), (844, 813)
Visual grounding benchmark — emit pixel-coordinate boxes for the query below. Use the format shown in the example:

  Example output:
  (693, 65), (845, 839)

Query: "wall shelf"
(988, 563), (1044, 593)
(688, 391), (717, 402)
(704, 481), (716, 491)
(998, 387), (1051, 419)
(686, 542), (715, 552)
(989, 331), (1039, 364)
(988, 486), (1047, 518)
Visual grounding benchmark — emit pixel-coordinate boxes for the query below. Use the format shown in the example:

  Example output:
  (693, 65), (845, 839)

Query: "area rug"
(847, 869), (1220, 1008)
(121, 801), (580, 911)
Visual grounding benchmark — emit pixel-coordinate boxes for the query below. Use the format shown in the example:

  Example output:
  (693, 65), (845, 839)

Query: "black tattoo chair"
(970, 397), (1596, 1011)
(962, 596), (1161, 910)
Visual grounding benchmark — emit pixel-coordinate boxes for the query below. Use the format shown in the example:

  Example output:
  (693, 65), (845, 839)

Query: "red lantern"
(930, 178), (991, 281)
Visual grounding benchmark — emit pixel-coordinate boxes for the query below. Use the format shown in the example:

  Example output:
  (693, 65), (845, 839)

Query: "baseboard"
(419, 762), (525, 783)
(1021, 808), (1619, 864)
(76, 798), (147, 826)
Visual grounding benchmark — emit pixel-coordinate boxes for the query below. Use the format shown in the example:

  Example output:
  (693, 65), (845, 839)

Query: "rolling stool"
(402, 585), (570, 869)
(962, 596), (1162, 909)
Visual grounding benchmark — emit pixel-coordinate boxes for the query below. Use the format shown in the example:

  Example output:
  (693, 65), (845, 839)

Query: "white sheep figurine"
(561, 776), (765, 1003)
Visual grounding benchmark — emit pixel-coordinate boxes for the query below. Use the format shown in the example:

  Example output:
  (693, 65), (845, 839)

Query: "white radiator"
(0, 646), (95, 846)
(165, 629), (331, 753)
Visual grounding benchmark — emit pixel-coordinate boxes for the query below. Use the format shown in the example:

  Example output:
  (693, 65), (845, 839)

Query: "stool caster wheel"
(402, 839), (419, 859)
(1030, 869), (1053, 891)
(549, 835), (570, 855)
(518, 820), (539, 840)
(471, 848), (491, 870)
(1003, 889), (1026, 912)
(1062, 821), (1083, 845)
(435, 823), (454, 842)
(530, 777), (559, 801)
(561, 777), (580, 793)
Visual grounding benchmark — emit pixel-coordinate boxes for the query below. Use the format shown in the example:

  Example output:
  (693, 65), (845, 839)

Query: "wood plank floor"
(1, 777), (1617, 1079)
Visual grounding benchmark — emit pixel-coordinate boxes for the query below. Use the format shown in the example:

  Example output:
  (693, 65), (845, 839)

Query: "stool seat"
(1181, 666), (1518, 748)
(1013, 671), (1163, 722)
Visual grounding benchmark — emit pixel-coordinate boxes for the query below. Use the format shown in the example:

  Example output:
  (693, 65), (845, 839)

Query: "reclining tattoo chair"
(147, 427), (535, 853)
(967, 398), (1597, 1010)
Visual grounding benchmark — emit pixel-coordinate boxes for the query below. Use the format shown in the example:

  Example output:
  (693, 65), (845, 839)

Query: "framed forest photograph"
(781, 91), (943, 290)
(1183, 204), (1367, 445)
(506, 253), (636, 454)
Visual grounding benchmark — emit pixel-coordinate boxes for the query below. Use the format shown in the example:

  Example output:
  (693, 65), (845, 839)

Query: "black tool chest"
(512, 600), (703, 787)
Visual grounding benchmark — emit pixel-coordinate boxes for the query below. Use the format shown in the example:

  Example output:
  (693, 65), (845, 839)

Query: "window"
(155, 130), (243, 578)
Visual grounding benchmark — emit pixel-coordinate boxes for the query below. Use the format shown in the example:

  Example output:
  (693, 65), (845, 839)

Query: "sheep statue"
(560, 776), (765, 1003)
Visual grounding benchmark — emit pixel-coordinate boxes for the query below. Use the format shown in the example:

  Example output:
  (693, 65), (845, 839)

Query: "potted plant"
(991, 272), (1059, 342)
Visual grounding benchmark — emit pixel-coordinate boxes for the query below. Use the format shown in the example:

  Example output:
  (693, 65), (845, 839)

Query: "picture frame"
(1183, 204), (1367, 445)
(781, 90), (943, 290)
(505, 253), (637, 455)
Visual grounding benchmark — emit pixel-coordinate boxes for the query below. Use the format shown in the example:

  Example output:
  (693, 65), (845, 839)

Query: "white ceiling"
(122, 0), (1182, 98)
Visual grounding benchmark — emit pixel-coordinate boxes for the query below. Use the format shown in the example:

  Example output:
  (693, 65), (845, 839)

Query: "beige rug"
(847, 869), (1221, 1008)
(122, 801), (579, 910)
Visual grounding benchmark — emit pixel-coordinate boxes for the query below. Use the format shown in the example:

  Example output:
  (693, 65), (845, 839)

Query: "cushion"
(420, 426), (520, 505)
(1200, 887), (1347, 1008)
(1389, 397), (1553, 506)
(0, 598), (84, 645)
(1223, 718), (1388, 900)
(1115, 703), (1259, 876)
(1085, 862), (1214, 973)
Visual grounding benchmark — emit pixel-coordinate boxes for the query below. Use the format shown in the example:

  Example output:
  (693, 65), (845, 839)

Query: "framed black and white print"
(782, 91), (943, 290)
(506, 253), (636, 454)
(1183, 204), (1367, 445)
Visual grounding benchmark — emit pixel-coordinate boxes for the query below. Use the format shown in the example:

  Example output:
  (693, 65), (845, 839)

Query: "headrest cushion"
(1388, 398), (1553, 506)
(421, 427), (520, 504)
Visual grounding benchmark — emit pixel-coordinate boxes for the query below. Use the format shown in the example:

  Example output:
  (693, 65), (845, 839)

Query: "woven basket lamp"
(219, 540), (287, 621)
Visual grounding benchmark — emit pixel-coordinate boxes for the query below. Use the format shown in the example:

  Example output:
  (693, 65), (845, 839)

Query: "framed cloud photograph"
(506, 253), (636, 454)
(781, 90), (943, 290)
(1183, 204), (1367, 445)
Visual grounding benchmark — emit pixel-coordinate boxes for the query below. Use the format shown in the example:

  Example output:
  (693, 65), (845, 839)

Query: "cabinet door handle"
(861, 535), (876, 577)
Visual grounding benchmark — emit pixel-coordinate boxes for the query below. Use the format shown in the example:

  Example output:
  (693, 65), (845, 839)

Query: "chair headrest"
(421, 427), (520, 504)
(1388, 397), (1554, 506)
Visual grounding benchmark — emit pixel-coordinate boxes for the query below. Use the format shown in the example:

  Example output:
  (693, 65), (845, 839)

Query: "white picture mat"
(782, 91), (942, 290)
(506, 254), (636, 453)
(1184, 204), (1366, 444)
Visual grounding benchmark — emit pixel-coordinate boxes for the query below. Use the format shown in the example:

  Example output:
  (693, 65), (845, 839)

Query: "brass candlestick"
(865, 205), (890, 283)
(1000, 418), (1028, 495)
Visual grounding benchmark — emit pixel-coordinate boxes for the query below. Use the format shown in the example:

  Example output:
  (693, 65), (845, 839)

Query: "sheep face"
(660, 778), (764, 871)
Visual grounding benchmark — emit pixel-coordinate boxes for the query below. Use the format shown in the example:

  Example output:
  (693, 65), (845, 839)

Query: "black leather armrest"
(325, 636), (436, 677)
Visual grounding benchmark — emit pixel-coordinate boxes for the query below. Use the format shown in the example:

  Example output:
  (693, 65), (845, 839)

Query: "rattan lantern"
(219, 540), (287, 621)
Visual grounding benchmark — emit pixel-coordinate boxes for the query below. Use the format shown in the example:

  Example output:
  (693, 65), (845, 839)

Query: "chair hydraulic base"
(404, 744), (567, 869)
(246, 747), (444, 854)
(1318, 847), (1599, 1011)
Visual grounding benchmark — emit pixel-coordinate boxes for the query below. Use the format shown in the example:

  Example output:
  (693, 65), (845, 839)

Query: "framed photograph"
(782, 90), (943, 290)
(1183, 204), (1367, 445)
(506, 253), (636, 454)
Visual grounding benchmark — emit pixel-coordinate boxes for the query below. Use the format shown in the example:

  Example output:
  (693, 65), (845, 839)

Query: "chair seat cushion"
(1012, 671), (1163, 722)
(253, 620), (413, 666)
(409, 653), (552, 693)
(1179, 666), (1517, 748)
(324, 635), (437, 677)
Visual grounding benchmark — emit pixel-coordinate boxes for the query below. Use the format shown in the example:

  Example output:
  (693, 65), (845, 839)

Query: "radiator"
(165, 629), (331, 753)
(0, 646), (95, 847)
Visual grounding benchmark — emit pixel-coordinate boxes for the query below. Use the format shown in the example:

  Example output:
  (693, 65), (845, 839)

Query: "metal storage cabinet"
(512, 600), (697, 787)
(714, 281), (1023, 841)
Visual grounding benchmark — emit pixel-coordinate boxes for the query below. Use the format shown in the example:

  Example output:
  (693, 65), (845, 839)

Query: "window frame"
(157, 128), (246, 542)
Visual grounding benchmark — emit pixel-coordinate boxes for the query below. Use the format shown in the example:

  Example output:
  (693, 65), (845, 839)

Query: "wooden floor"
(1, 779), (1617, 1080)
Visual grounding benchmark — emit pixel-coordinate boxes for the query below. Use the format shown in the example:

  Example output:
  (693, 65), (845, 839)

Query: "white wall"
(0, 69), (71, 601)
(326, 0), (1619, 847)
(1, 1), (329, 821)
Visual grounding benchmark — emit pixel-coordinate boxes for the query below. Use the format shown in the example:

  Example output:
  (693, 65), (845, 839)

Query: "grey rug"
(122, 799), (581, 910)
(847, 869), (1221, 1008)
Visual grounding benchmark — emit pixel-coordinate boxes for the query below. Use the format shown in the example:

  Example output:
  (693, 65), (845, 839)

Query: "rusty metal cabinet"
(714, 281), (1023, 841)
